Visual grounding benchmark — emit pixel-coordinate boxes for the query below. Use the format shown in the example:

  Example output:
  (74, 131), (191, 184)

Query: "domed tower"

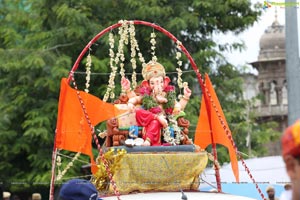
(251, 14), (288, 149)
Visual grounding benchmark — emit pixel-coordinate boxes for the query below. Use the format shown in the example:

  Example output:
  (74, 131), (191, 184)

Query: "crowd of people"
(2, 192), (41, 200)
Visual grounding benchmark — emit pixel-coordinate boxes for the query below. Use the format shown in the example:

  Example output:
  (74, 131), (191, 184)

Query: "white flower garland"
(84, 53), (92, 93)
(163, 127), (175, 145)
(176, 41), (183, 89)
(56, 152), (81, 181)
(129, 22), (138, 89)
(103, 32), (117, 102)
(150, 32), (157, 62)
(105, 20), (131, 98)
(162, 114), (184, 145)
(117, 20), (129, 79)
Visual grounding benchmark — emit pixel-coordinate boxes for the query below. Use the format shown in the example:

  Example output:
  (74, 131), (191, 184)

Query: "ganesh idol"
(121, 61), (191, 146)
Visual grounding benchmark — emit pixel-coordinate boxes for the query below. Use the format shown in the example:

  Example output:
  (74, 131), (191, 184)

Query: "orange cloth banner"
(194, 74), (239, 182)
(55, 78), (125, 173)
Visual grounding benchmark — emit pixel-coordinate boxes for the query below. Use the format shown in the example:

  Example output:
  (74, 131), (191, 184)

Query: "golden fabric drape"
(108, 152), (208, 194)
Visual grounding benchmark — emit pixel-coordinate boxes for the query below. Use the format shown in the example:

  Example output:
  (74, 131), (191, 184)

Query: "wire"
(73, 70), (195, 76)
(56, 152), (91, 165)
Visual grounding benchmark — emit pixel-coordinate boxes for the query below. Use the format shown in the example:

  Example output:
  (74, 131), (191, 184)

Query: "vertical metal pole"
(285, 0), (300, 125)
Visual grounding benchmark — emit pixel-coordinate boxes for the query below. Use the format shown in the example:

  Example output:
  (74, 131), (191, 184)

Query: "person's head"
(284, 183), (292, 190)
(266, 185), (275, 198)
(32, 193), (42, 200)
(59, 179), (98, 200)
(281, 120), (300, 199)
(3, 191), (11, 200)
(281, 119), (300, 182)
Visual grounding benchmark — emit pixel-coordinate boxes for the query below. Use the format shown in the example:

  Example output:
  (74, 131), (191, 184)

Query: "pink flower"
(149, 106), (162, 114)
(164, 107), (173, 115)
(164, 85), (175, 92)
(139, 86), (151, 95)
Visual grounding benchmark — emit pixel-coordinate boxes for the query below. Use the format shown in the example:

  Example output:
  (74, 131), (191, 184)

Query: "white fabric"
(279, 190), (292, 200)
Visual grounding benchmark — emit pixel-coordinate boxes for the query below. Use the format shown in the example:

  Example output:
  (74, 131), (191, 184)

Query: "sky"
(215, 0), (288, 73)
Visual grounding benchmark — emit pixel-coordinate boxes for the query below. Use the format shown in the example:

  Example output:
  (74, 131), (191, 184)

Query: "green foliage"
(0, 0), (271, 196)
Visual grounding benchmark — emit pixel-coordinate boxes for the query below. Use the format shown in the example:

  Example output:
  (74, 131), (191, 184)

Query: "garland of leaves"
(142, 95), (159, 110)
(163, 88), (176, 115)
(140, 85), (176, 114)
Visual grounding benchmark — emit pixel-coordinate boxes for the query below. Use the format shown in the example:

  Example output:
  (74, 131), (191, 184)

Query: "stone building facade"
(244, 17), (288, 155)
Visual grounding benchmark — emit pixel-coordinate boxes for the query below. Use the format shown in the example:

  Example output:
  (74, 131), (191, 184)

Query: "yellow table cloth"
(109, 152), (208, 194)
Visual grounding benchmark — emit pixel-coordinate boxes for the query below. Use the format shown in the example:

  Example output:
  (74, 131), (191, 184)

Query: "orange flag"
(55, 78), (125, 173)
(194, 74), (239, 183)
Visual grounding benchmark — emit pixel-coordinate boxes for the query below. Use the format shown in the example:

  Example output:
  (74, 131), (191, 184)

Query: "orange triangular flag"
(195, 73), (239, 183)
(55, 78), (125, 173)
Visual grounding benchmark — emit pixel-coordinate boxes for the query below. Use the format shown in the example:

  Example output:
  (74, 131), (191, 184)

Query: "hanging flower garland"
(84, 52), (92, 93)
(129, 22), (138, 90)
(175, 40), (190, 100)
(127, 21), (147, 90)
(56, 152), (81, 181)
(104, 20), (130, 101)
(176, 40), (183, 90)
(116, 20), (129, 80)
(150, 31), (157, 63)
(103, 32), (117, 102)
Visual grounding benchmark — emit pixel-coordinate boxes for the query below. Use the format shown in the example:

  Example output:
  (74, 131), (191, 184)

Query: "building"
(244, 15), (288, 155)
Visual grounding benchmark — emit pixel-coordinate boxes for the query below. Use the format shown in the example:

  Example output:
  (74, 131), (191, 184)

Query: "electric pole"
(285, 0), (300, 125)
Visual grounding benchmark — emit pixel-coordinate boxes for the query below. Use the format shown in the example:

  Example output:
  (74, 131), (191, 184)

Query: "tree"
(0, 0), (266, 196)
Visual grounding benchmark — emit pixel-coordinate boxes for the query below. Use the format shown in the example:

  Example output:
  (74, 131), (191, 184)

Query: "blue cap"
(59, 179), (98, 200)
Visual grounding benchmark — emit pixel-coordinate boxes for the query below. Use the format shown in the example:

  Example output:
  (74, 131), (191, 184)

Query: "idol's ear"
(164, 76), (171, 87)
(141, 80), (150, 88)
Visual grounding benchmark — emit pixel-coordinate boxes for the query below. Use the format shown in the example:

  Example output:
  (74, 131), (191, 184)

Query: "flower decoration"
(163, 87), (176, 114)
(139, 86), (151, 96)
(176, 41), (183, 89)
(104, 32), (117, 102)
(105, 20), (148, 98)
(164, 85), (175, 92)
(56, 152), (81, 181)
(84, 53), (92, 93)
(129, 22), (138, 89)
(116, 20), (129, 79)
(150, 32), (157, 62)
(164, 108), (173, 115)
(149, 106), (162, 114)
